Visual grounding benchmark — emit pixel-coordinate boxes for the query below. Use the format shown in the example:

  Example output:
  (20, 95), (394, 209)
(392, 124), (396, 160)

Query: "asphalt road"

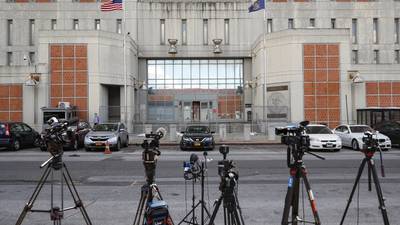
(0, 145), (399, 225)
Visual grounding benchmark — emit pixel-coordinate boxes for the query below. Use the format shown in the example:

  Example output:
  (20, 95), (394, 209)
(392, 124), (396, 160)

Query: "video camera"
(275, 121), (310, 149)
(217, 145), (239, 192)
(183, 153), (202, 180)
(42, 117), (70, 157)
(141, 127), (166, 150)
(362, 131), (380, 151)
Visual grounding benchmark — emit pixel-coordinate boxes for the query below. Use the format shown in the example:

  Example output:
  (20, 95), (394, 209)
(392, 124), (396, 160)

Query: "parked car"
(333, 124), (391, 150)
(0, 122), (41, 151)
(180, 126), (215, 151)
(84, 123), (129, 151)
(40, 120), (91, 151)
(305, 124), (342, 152)
(373, 121), (400, 146)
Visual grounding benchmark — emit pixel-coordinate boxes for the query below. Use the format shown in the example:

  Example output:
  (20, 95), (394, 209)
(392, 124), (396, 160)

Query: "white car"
(305, 124), (342, 151)
(333, 124), (391, 151)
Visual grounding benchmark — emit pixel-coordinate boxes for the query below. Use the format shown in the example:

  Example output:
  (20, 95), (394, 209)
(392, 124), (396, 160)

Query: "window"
(160, 19), (165, 45)
(373, 50), (379, 64)
(288, 18), (294, 29)
(224, 19), (229, 45)
(29, 52), (35, 64)
(7, 19), (13, 46)
(352, 18), (358, 44)
(95, 19), (100, 30)
(181, 19), (187, 45)
(352, 50), (358, 64)
(373, 18), (379, 44)
(7, 52), (13, 66)
(331, 18), (336, 29)
(29, 19), (35, 46)
(203, 19), (208, 45)
(116, 19), (122, 34)
(51, 19), (57, 30)
(395, 18), (399, 44)
(267, 19), (273, 33)
(73, 19), (79, 30)
(309, 18), (315, 28)
(395, 50), (400, 64)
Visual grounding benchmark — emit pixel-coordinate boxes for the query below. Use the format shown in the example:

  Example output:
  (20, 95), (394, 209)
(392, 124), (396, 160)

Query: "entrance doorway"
(108, 86), (121, 122)
(192, 101), (200, 121)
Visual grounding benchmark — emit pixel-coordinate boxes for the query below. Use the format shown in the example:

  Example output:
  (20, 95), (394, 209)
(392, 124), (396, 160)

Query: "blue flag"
(248, 0), (265, 13)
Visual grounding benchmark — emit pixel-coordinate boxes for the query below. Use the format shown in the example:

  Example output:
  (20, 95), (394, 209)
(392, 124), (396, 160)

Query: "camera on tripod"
(275, 121), (310, 148)
(362, 131), (379, 150)
(183, 154), (202, 181)
(42, 117), (71, 157)
(217, 145), (239, 189)
(141, 127), (166, 150)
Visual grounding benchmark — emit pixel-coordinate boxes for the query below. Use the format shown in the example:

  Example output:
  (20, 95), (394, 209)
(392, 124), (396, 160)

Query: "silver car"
(84, 123), (129, 151)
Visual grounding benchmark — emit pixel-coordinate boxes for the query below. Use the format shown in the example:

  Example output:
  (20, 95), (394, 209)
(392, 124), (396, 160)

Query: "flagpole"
(123, 0), (128, 128)
(262, 3), (267, 133)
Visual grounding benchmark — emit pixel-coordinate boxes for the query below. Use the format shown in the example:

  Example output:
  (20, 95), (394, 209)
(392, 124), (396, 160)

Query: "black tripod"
(208, 146), (245, 225)
(133, 138), (173, 225)
(340, 146), (390, 225)
(281, 145), (324, 225)
(179, 153), (211, 225)
(15, 154), (92, 225)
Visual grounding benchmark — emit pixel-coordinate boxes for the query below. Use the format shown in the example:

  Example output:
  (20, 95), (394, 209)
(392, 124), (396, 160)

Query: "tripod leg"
(281, 173), (296, 225)
(62, 164), (92, 225)
(369, 160), (390, 225)
(340, 158), (368, 225)
(133, 185), (148, 225)
(291, 175), (300, 225)
(233, 191), (245, 225)
(368, 162), (372, 192)
(15, 165), (52, 225)
(207, 196), (223, 225)
(301, 169), (321, 225)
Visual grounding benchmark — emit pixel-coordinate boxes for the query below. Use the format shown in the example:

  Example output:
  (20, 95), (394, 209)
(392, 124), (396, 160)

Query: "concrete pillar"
(169, 124), (177, 142)
(268, 124), (276, 141)
(219, 124), (226, 141)
(244, 124), (251, 141)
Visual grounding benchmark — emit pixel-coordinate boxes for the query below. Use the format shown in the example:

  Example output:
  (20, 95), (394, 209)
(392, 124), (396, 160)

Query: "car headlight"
(203, 137), (213, 142)
(108, 136), (118, 142)
(310, 137), (320, 142)
(182, 137), (192, 142)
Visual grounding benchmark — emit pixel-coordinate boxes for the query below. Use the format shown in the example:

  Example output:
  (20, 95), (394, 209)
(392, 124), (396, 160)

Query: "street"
(0, 145), (400, 225)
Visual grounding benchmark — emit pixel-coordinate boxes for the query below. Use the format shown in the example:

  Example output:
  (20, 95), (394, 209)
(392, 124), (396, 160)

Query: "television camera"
(41, 117), (75, 158)
(362, 131), (380, 151)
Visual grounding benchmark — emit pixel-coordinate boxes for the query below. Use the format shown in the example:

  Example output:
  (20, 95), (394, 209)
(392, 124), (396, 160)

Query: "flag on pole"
(101, 0), (122, 11)
(248, 0), (265, 13)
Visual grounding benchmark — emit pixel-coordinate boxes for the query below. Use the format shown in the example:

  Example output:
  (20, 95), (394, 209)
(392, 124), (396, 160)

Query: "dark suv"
(0, 122), (40, 151)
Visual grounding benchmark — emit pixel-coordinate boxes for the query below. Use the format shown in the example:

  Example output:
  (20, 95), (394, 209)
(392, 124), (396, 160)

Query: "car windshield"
(186, 126), (209, 134)
(306, 126), (332, 134)
(350, 126), (373, 133)
(93, 124), (118, 132)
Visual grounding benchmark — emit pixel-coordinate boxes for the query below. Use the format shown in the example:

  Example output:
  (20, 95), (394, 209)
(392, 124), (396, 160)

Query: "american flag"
(101, 0), (122, 11)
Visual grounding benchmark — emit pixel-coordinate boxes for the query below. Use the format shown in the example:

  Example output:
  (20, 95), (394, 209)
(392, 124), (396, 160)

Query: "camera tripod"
(133, 145), (173, 225)
(178, 153), (211, 225)
(340, 148), (390, 225)
(15, 154), (92, 225)
(208, 146), (245, 225)
(281, 145), (324, 225)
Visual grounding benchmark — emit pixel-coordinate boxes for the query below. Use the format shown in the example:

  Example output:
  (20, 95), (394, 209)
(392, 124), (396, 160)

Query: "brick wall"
(49, 44), (88, 120)
(366, 81), (400, 107)
(303, 44), (341, 128)
(218, 95), (242, 119)
(0, 84), (23, 122)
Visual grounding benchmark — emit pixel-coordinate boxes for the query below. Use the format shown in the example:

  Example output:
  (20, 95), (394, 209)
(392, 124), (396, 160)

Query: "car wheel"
(33, 137), (41, 147)
(11, 139), (21, 151)
(124, 137), (129, 147)
(114, 139), (121, 152)
(352, 139), (359, 151)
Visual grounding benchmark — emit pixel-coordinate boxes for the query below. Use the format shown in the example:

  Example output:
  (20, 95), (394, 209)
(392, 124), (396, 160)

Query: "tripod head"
(361, 131), (386, 177)
(276, 121), (325, 168)
(140, 127), (166, 185)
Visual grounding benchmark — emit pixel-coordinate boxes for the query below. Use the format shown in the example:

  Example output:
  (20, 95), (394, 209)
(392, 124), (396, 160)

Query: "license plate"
(326, 143), (333, 147)
(194, 142), (201, 147)
(95, 141), (103, 146)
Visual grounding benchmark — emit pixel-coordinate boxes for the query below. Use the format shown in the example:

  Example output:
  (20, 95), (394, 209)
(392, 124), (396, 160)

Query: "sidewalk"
(129, 132), (281, 145)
